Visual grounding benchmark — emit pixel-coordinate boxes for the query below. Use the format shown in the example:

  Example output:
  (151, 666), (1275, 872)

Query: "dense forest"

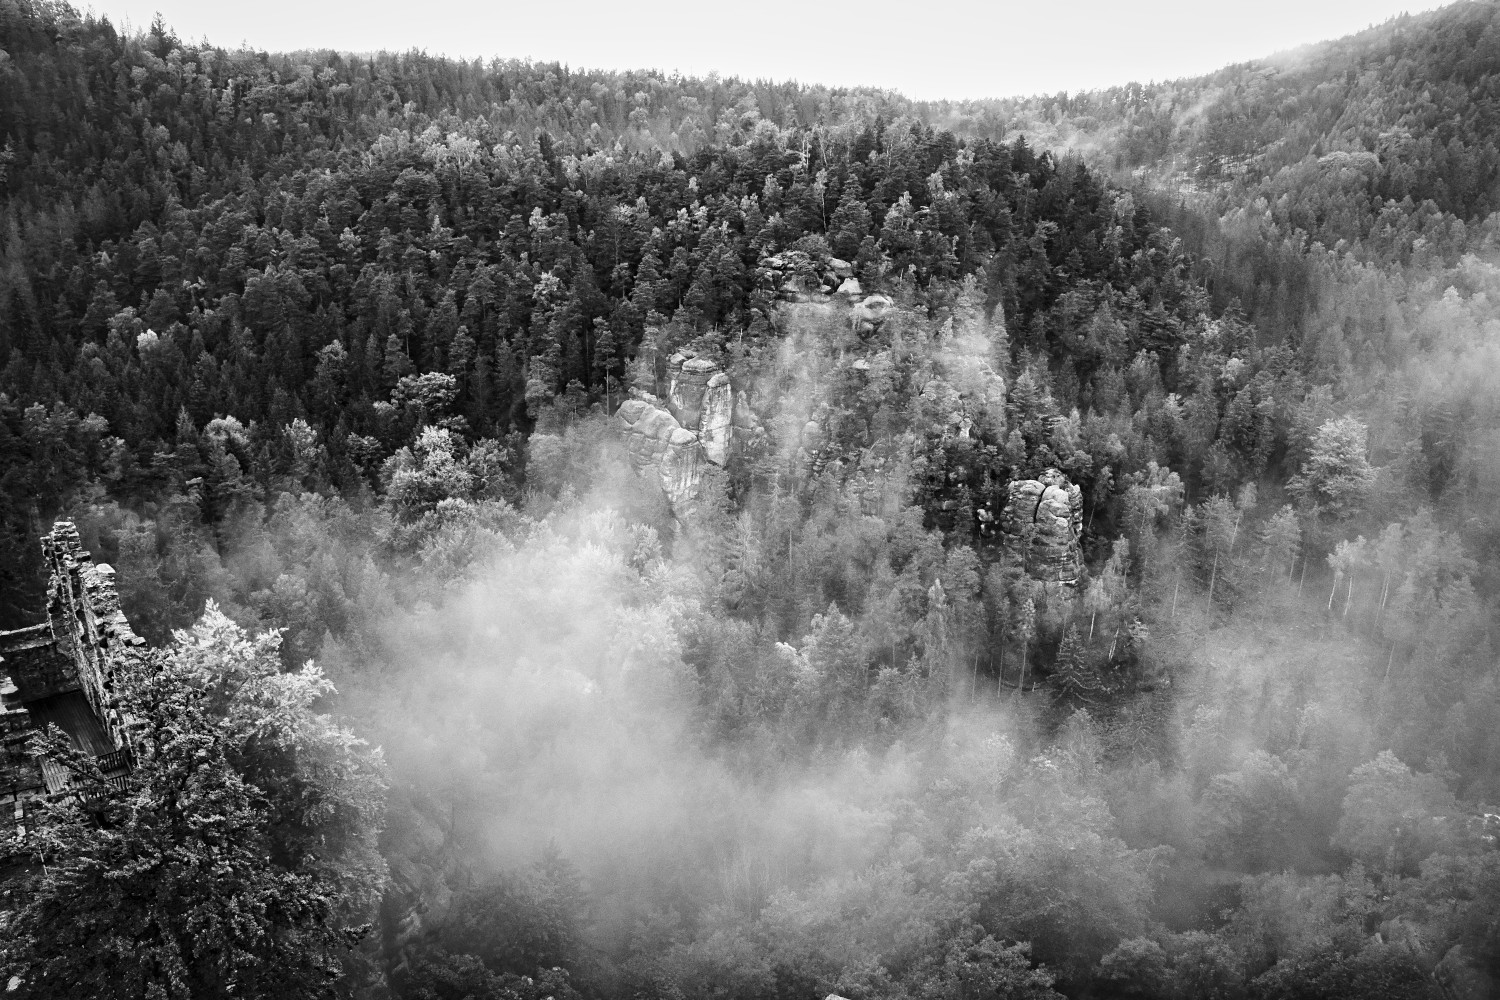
(0, 0), (1497, 997)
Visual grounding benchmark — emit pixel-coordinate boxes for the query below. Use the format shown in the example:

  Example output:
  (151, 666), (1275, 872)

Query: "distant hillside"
(990, 1), (1500, 263)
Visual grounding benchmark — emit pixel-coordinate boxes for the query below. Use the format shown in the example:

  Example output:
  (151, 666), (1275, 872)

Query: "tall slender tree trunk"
(1207, 551), (1220, 611)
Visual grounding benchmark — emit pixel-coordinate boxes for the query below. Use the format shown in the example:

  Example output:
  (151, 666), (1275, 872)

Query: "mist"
(2, 3), (1498, 995)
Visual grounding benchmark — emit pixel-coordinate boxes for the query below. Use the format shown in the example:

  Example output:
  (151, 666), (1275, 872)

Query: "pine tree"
(1050, 624), (1101, 703)
(828, 175), (873, 261)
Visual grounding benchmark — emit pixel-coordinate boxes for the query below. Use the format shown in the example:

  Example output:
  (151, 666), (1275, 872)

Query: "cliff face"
(999, 469), (1084, 586)
(0, 523), (141, 827)
(616, 351), (761, 506)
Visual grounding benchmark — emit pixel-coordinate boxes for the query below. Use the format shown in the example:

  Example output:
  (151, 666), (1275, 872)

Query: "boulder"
(852, 294), (894, 335)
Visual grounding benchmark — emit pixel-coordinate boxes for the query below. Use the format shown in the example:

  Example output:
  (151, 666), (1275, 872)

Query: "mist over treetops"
(0, 1), (1497, 997)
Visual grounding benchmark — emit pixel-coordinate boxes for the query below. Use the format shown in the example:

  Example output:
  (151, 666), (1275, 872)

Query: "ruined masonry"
(0, 523), (140, 828)
(1000, 469), (1084, 586)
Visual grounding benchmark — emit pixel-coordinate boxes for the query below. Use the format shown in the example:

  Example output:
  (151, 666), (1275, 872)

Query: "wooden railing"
(95, 746), (133, 774)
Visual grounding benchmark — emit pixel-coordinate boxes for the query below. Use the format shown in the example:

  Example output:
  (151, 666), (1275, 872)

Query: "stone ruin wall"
(0, 523), (143, 824)
(40, 524), (145, 741)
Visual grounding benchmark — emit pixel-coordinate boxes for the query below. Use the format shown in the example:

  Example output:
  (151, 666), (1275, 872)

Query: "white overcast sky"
(91, 0), (1442, 100)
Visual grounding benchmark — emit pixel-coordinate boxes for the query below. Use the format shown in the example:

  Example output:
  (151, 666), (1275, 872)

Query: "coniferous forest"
(0, 1), (1498, 996)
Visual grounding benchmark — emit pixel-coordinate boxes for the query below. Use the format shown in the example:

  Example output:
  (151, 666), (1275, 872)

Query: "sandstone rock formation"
(1000, 468), (1083, 585)
(699, 372), (733, 465)
(758, 250), (856, 303)
(615, 396), (702, 506)
(616, 353), (738, 506)
(669, 355), (735, 466)
(851, 294), (894, 336)
(667, 356), (716, 427)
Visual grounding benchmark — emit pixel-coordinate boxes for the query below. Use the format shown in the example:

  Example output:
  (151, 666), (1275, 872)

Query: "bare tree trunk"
(1089, 609), (1097, 642)
(1298, 557), (1307, 598)
(1344, 571), (1354, 618)
(1171, 571), (1180, 619)
(1207, 551), (1220, 611)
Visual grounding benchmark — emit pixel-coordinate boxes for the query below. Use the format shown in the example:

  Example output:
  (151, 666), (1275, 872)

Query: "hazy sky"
(93, 0), (1442, 100)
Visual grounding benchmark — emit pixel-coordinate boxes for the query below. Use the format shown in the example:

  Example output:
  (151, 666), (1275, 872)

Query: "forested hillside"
(0, 1), (1497, 997)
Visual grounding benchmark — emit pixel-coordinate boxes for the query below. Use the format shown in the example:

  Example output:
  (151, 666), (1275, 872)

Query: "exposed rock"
(758, 251), (852, 304)
(699, 372), (734, 465)
(836, 276), (863, 297)
(1000, 468), (1083, 585)
(660, 426), (704, 505)
(796, 418), (828, 474)
(852, 294), (894, 336)
(667, 354), (718, 428)
(616, 397), (700, 505)
(617, 354), (738, 506)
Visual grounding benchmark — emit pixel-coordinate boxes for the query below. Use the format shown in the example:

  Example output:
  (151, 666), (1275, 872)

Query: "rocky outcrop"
(617, 284), (904, 505)
(616, 396), (700, 506)
(667, 356), (717, 428)
(698, 372), (734, 465)
(617, 353), (739, 506)
(758, 251), (857, 303)
(851, 294), (894, 336)
(1000, 469), (1083, 585)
